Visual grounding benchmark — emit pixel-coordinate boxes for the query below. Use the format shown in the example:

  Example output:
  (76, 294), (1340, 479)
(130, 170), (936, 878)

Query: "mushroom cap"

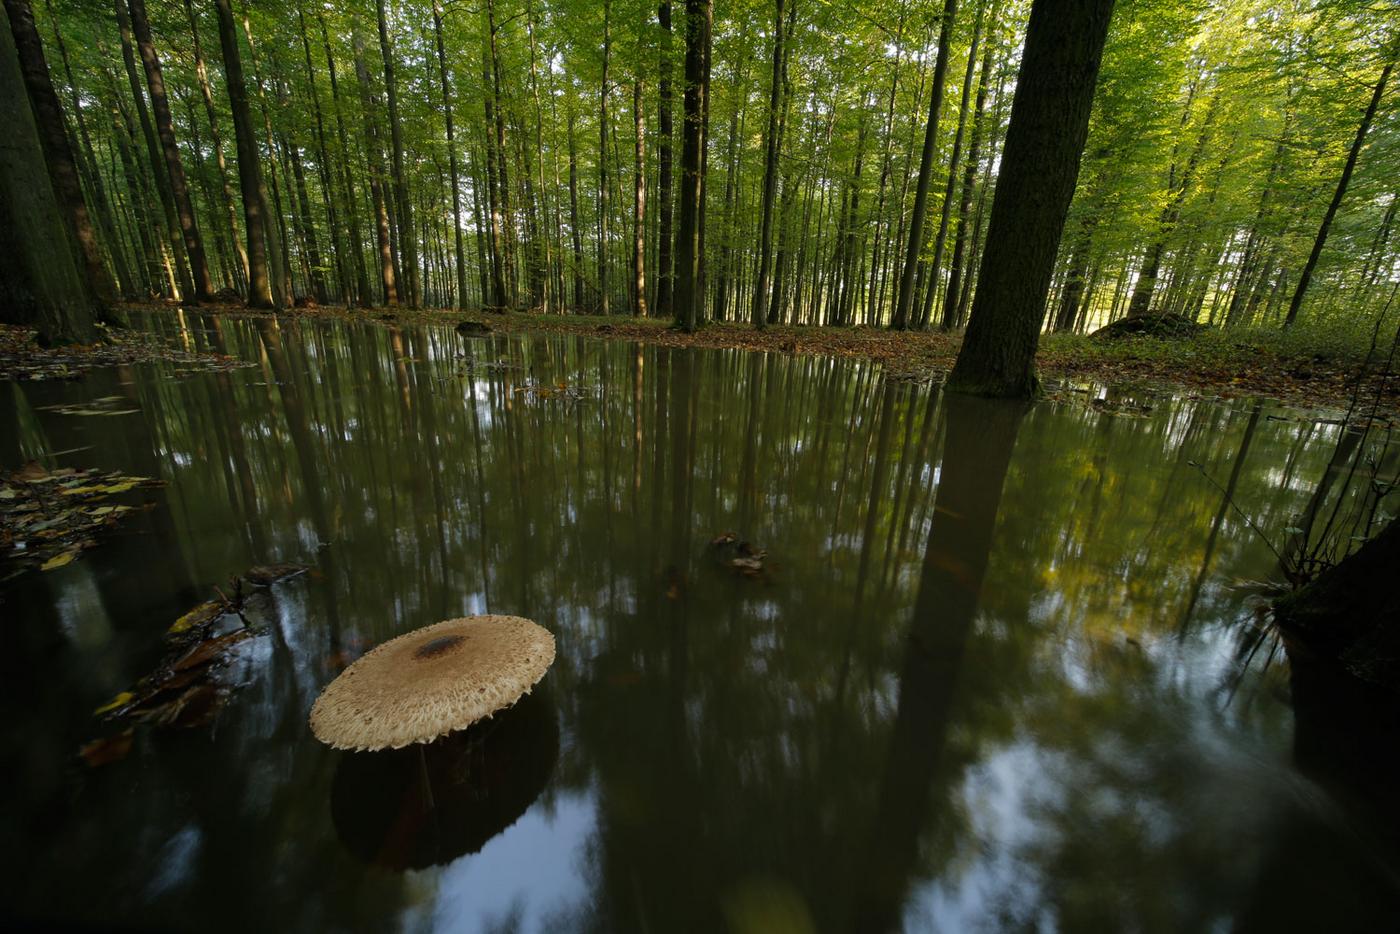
(309, 615), (556, 751)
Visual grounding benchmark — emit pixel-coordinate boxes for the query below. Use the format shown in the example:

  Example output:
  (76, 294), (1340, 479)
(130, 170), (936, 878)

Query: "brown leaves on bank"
(78, 560), (312, 768)
(1, 462), (162, 579)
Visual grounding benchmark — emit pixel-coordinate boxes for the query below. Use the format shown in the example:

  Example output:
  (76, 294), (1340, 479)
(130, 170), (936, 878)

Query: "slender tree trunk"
(567, 105), (585, 310)
(943, 31), (993, 326)
(375, 0), (417, 306)
(656, 1), (675, 318)
(633, 76), (647, 316)
(294, 0), (344, 303)
(947, 0), (1116, 397)
(212, 0), (273, 307)
(928, 0), (984, 330)
(431, 0), (466, 309)
(318, 14), (370, 306)
(891, 0), (959, 330)
(675, 0), (713, 332)
(1284, 49), (1395, 330)
(128, 0), (212, 301)
(352, 28), (398, 305)
(751, 0), (787, 329)
(598, 0), (611, 316)
(185, 0), (248, 292)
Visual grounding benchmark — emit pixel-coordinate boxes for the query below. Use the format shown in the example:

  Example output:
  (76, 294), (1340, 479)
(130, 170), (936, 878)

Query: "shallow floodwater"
(2, 312), (1398, 932)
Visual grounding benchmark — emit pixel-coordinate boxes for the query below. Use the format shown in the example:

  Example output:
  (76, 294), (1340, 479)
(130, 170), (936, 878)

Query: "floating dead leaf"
(709, 531), (738, 548)
(167, 599), (223, 636)
(94, 691), (136, 715)
(40, 549), (79, 571)
(79, 729), (134, 768)
(172, 628), (252, 672)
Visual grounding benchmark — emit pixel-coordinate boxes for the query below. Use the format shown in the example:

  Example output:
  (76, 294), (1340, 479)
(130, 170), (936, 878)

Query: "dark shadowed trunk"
(5, 0), (115, 307)
(947, 0), (1115, 397)
(0, 6), (96, 342)
(213, 0), (273, 307)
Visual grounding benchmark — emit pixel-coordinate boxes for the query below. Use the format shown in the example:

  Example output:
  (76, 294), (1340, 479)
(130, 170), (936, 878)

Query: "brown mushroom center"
(413, 634), (466, 659)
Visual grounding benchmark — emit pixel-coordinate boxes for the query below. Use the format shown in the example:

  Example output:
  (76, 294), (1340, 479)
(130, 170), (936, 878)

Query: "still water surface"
(2, 312), (1398, 932)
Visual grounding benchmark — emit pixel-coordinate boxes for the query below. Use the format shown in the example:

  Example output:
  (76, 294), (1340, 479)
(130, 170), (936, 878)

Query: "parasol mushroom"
(309, 615), (556, 752)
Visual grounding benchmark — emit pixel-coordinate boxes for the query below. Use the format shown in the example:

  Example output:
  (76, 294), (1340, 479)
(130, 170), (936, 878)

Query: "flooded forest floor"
(6, 302), (1397, 416)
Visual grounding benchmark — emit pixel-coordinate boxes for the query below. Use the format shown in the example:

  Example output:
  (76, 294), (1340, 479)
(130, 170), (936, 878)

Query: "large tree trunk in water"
(751, 0), (786, 329)
(0, 6), (96, 343)
(674, 0), (713, 333)
(128, 0), (213, 301)
(213, 0), (273, 308)
(947, 0), (1115, 397)
(5, 0), (114, 309)
(1283, 49), (1395, 330)
(656, 1), (674, 318)
(375, 0), (417, 307)
(891, 0), (958, 331)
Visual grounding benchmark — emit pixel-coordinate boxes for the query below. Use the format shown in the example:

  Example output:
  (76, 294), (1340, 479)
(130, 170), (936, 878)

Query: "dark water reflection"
(2, 312), (1398, 932)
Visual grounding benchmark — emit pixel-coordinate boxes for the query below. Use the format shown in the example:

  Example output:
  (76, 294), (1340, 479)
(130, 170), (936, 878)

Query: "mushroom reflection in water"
(330, 686), (559, 870)
(310, 615), (559, 870)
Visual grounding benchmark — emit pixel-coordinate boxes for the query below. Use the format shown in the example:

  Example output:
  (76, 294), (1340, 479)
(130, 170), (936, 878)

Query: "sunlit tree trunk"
(375, 0), (417, 307)
(128, 0), (212, 301)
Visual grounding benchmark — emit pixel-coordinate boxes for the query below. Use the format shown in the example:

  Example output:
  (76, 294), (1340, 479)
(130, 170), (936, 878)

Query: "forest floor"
(8, 303), (1398, 416)
(378, 305), (1398, 415)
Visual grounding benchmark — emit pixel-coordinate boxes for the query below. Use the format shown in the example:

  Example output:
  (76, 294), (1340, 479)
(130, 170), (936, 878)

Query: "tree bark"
(946, 0), (1116, 397)
(431, 0), (466, 309)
